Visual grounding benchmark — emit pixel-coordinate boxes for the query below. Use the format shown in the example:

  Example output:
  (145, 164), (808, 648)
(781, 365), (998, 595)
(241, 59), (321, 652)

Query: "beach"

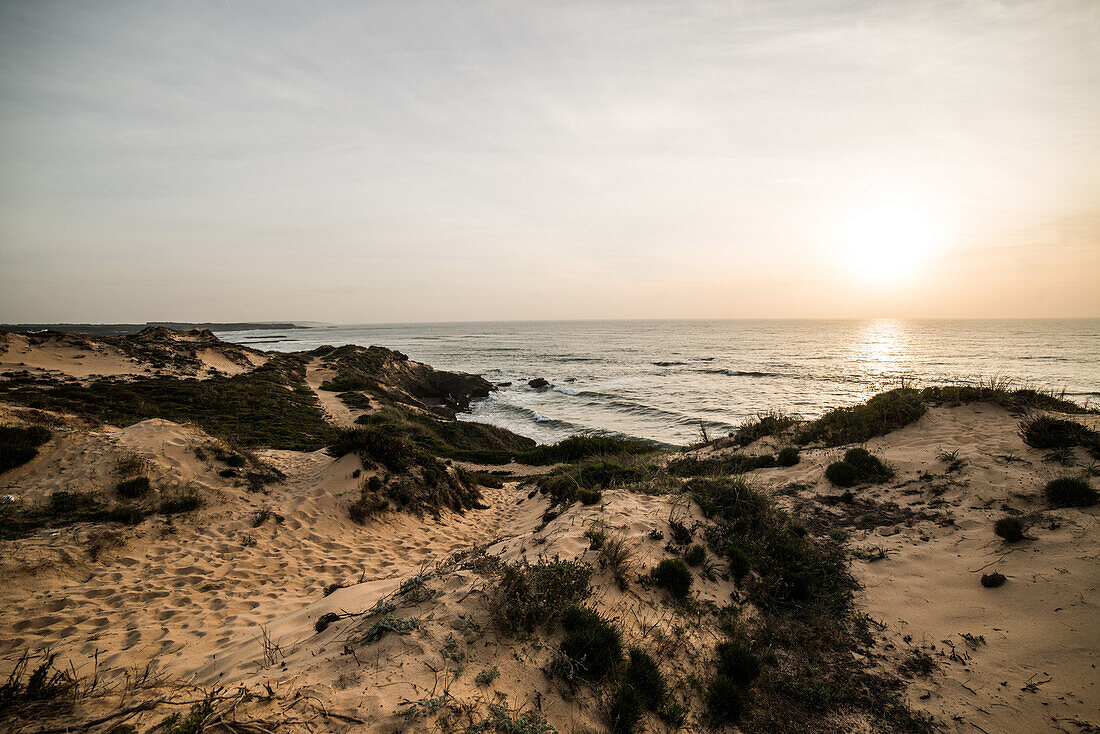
(0, 327), (1097, 733)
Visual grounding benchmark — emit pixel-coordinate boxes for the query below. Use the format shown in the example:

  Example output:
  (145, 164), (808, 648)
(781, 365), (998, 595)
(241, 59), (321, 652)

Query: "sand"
(1, 338), (1097, 732)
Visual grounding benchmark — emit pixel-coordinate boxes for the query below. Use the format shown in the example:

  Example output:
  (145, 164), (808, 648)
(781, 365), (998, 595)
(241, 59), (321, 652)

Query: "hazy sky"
(1, 0), (1098, 323)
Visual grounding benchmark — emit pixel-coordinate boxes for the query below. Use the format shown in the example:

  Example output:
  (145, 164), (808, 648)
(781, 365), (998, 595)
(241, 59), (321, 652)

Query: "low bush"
(1044, 477), (1097, 508)
(0, 424), (52, 474)
(158, 492), (203, 515)
(842, 448), (894, 481)
(651, 558), (693, 600)
(115, 476), (150, 499)
(705, 674), (744, 724)
(716, 640), (760, 686)
(796, 388), (926, 446)
(521, 435), (658, 465)
(607, 684), (644, 734)
(103, 505), (147, 525)
(623, 647), (667, 704)
(733, 410), (797, 446)
(727, 545), (752, 581)
(994, 517), (1025, 542)
(1020, 416), (1099, 456)
(825, 461), (858, 487)
(684, 544), (706, 566)
(776, 447), (800, 467)
(560, 605), (623, 681)
(826, 449), (892, 487)
(577, 487), (603, 505)
(668, 452), (777, 477)
(493, 558), (592, 634)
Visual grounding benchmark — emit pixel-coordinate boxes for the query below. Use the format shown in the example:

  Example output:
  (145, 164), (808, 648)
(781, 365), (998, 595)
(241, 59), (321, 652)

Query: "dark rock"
(528, 378), (551, 389)
(496, 381), (512, 387)
(980, 572), (1006, 588)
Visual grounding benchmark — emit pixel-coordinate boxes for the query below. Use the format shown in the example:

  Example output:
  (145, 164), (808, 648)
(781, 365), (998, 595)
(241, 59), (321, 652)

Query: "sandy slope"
(736, 405), (1100, 733)
(1, 352), (1098, 732)
(0, 330), (266, 381)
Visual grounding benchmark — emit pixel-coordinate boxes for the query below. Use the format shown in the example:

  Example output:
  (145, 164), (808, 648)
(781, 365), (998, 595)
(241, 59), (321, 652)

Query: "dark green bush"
(727, 546), (751, 581)
(733, 410), (797, 446)
(560, 605), (623, 681)
(577, 462), (644, 488)
(48, 490), (97, 515)
(224, 454), (247, 468)
(705, 674), (744, 724)
(577, 487), (603, 505)
(115, 476), (150, 499)
(104, 505), (147, 525)
(624, 647), (667, 705)
(1020, 416), (1099, 456)
(521, 435), (658, 465)
(651, 558), (693, 600)
(0, 425), (52, 474)
(159, 492), (203, 515)
(493, 558), (592, 634)
(0, 360), (335, 450)
(607, 684), (644, 734)
(796, 388), (926, 446)
(842, 448), (894, 481)
(776, 447), (800, 467)
(825, 461), (858, 487)
(716, 640), (760, 686)
(994, 517), (1024, 542)
(668, 453), (776, 477)
(1044, 477), (1097, 508)
(684, 544), (706, 566)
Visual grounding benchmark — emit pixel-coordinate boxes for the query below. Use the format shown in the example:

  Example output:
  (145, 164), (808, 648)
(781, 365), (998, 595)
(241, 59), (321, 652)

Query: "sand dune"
(1, 332), (1097, 732)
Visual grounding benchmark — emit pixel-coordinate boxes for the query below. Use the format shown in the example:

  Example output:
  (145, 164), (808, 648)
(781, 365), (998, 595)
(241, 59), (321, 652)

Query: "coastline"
(0, 327), (1096, 733)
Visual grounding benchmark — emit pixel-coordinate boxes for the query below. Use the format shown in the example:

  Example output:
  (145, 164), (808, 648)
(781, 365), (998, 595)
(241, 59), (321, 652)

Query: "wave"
(652, 361), (689, 367)
(552, 385), (580, 396)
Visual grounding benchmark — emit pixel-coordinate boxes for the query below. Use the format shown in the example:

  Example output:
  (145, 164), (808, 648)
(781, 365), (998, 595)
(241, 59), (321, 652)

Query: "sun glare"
(838, 196), (944, 284)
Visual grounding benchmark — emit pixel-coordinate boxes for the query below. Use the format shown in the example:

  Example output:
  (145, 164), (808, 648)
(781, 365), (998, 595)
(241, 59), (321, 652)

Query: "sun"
(837, 196), (944, 283)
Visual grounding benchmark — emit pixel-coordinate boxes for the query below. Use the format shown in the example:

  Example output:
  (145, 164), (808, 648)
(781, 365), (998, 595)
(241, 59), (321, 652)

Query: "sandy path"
(304, 357), (364, 428)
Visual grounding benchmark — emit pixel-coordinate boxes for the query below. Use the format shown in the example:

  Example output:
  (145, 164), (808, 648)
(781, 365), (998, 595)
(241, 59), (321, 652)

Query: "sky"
(1, 0), (1098, 323)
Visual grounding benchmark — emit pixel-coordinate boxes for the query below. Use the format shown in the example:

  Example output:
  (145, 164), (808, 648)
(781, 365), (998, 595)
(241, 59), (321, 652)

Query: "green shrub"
(224, 454), (247, 468)
(651, 558), (693, 600)
(607, 684), (644, 734)
(684, 544), (706, 566)
(843, 448), (893, 481)
(727, 546), (751, 581)
(104, 505), (147, 525)
(994, 517), (1024, 542)
(577, 487), (603, 505)
(705, 674), (744, 724)
(825, 461), (858, 487)
(493, 558), (592, 634)
(520, 435), (658, 465)
(796, 388), (926, 446)
(159, 492), (203, 515)
(0, 425), (52, 474)
(716, 640), (760, 686)
(560, 605), (623, 681)
(577, 462), (644, 488)
(48, 490), (98, 515)
(733, 410), (797, 446)
(776, 447), (800, 467)
(115, 476), (151, 499)
(1044, 477), (1098, 508)
(624, 647), (667, 705)
(1020, 416), (1099, 456)
(0, 359), (335, 450)
(668, 452), (776, 477)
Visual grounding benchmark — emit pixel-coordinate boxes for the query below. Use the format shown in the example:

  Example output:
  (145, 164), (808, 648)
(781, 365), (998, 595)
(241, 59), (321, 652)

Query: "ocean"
(216, 320), (1100, 446)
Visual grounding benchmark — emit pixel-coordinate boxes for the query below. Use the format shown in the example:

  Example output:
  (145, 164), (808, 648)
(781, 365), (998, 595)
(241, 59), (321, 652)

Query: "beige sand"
(1, 341), (1097, 732)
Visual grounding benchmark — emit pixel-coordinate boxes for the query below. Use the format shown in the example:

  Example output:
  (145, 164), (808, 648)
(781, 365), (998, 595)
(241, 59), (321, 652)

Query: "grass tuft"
(1044, 476), (1097, 508)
